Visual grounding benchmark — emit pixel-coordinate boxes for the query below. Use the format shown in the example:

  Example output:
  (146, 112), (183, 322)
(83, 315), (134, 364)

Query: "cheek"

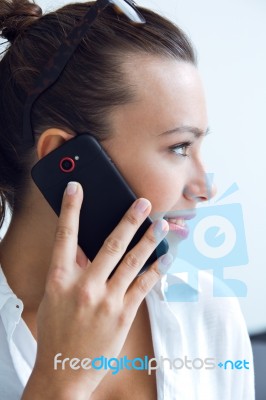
(125, 162), (184, 213)
(106, 140), (185, 212)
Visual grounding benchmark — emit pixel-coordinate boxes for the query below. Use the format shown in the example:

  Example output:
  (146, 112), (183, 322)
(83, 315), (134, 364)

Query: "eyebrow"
(159, 125), (210, 138)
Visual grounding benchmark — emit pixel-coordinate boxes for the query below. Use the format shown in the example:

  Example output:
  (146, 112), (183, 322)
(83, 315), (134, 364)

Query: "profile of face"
(101, 57), (216, 254)
(35, 56), (215, 259)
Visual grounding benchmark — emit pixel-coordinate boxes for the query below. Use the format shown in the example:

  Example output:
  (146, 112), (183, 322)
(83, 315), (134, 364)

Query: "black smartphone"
(31, 134), (169, 278)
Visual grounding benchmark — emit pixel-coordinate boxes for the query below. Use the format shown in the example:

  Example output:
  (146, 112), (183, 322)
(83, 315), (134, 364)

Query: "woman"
(0, 0), (254, 399)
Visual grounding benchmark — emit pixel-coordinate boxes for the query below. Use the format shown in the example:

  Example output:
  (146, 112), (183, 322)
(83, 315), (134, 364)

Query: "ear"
(37, 128), (74, 159)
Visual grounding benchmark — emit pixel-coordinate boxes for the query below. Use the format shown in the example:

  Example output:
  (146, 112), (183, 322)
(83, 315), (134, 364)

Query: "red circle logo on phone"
(59, 157), (75, 173)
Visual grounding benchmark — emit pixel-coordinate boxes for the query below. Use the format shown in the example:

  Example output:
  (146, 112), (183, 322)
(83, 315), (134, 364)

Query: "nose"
(184, 166), (217, 204)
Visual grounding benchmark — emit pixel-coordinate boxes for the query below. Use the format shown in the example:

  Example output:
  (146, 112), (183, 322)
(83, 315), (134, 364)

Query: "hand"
(23, 181), (172, 399)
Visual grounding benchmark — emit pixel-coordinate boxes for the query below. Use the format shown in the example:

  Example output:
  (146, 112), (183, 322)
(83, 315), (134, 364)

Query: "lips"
(166, 217), (186, 226)
(163, 212), (196, 239)
(164, 213), (196, 221)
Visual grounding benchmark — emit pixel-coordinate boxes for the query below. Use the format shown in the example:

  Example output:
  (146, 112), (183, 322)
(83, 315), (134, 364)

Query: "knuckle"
(77, 285), (94, 305)
(103, 236), (125, 256)
(117, 310), (130, 327)
(124, 211), (139, 227)
(150, 267), (161, 281)
(55, 225), (74, 241)
(100, 298), (116, 316)
(137, 276), (150, 295)
(64, 199), (78, 211)
(45, 272), (65, 296)
(144, 231), (157, 246)
(123, 252), (140, 270)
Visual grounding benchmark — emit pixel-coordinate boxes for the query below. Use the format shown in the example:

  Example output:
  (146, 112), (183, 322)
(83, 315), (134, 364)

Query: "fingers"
(125, 251), (173, 310)
(108, 218), (170, 295)
(85, 198), (152, 283)
(48, 182), (83, 286)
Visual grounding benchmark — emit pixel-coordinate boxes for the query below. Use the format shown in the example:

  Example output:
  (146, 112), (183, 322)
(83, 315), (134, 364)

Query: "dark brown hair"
(0, 0), (196, 229)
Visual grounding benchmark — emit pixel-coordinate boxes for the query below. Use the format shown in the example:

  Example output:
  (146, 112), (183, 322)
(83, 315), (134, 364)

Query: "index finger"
(48, 182), (83, 280)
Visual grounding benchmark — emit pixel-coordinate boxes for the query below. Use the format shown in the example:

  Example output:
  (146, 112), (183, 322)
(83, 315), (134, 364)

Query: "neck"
(0, 188), (58, 312)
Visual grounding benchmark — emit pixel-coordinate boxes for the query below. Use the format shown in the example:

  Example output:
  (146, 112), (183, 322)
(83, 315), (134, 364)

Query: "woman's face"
(102, 57), (215, 249)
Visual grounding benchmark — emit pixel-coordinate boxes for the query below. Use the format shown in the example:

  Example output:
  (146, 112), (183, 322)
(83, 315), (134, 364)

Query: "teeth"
(166, 218), (185, 227)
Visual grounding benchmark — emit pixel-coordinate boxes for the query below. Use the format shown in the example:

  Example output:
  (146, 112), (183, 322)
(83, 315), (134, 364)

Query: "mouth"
(163, 213), (196, 239)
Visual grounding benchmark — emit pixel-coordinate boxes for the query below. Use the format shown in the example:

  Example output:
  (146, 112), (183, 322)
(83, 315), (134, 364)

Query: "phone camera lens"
(60, 157), (75, 173)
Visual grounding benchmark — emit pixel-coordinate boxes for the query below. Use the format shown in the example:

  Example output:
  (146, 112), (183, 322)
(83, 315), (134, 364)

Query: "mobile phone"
(31, 134), (169, 278)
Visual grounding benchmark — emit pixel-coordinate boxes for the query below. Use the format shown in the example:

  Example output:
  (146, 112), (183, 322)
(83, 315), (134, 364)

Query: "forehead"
(121, 56), (207, 134)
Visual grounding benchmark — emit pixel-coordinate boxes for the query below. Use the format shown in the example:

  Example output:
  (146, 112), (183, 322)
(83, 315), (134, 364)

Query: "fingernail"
(158, 252), (173, 274)
(66, 182), (78, 195)
(134, 198), (151, 214)
(153, 219), (169, 237)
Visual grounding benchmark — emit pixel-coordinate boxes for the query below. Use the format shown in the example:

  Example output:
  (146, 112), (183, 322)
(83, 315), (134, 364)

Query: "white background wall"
(1, 0), (265, 334)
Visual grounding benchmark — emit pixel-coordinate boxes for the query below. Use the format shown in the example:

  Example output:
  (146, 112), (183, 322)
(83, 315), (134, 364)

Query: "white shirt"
(0, 262), (255, 400)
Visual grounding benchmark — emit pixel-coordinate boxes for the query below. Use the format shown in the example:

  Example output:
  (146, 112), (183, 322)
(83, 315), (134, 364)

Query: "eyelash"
(169, 141), (193, 158)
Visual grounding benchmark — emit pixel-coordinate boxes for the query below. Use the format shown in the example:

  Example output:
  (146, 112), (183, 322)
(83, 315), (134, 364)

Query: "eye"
(169, 141), (192, 157)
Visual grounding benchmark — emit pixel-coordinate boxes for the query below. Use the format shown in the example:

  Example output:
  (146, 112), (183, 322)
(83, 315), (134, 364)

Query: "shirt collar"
(0, 266), (24, 341)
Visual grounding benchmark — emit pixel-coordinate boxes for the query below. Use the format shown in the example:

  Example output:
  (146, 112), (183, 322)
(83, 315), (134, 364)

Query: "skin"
(0, 57), (216, 398)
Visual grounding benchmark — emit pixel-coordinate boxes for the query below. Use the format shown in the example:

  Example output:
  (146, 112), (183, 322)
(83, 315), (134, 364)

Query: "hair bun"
(0, 0), (42, 44)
